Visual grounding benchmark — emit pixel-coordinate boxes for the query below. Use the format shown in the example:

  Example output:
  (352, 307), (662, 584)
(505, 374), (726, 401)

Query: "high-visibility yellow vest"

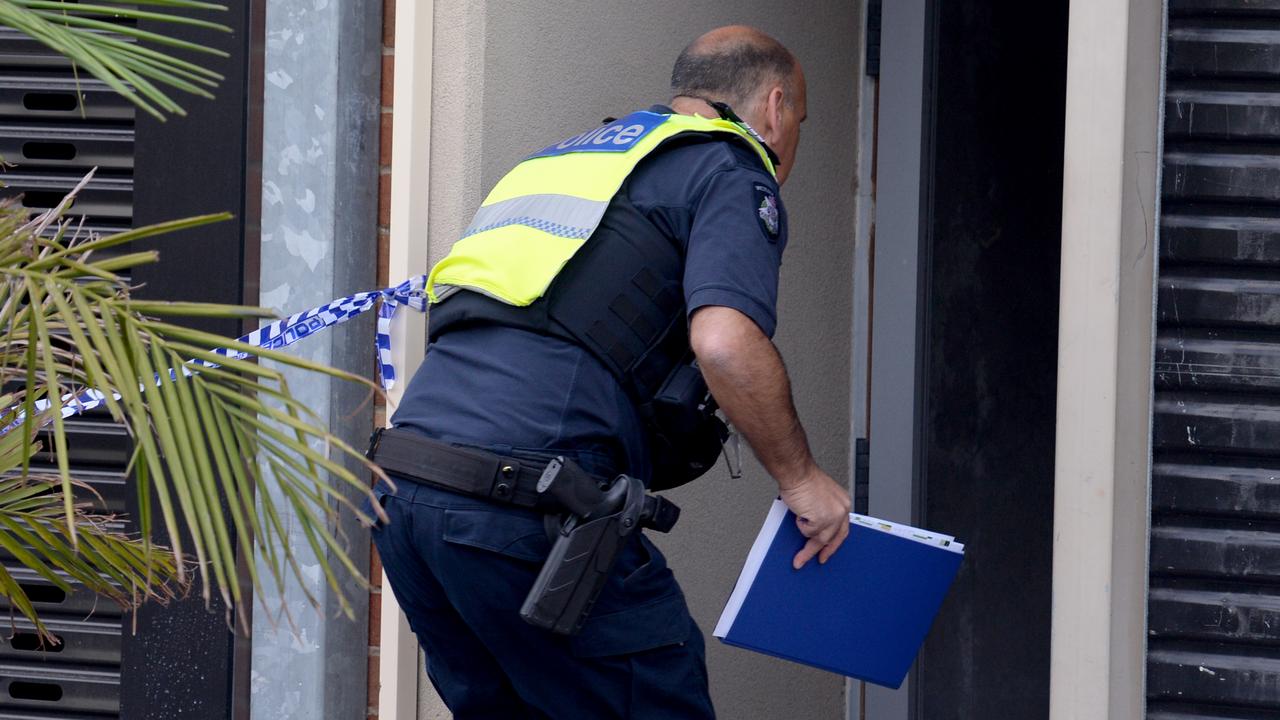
(426, 110), (776, 307)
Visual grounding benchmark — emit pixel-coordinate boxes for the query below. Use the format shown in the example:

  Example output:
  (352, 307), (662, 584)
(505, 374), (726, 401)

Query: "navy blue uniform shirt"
(392, 106), (788, 481)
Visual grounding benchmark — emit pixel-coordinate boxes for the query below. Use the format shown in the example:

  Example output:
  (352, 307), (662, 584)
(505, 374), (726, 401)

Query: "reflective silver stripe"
(430, 283), (527, 307)
(431, 285), (461, 302)
(462, 193), (608, 240)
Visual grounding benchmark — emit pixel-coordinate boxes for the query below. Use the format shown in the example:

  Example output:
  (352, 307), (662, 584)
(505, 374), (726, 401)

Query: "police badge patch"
(754, 183), (780, 241)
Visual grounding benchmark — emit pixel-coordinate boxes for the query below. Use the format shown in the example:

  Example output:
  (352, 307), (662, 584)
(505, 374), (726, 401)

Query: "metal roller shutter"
(0, 0), (260, 714)
(1152, 1), (1280, 716)
(0, 19), (137, 720)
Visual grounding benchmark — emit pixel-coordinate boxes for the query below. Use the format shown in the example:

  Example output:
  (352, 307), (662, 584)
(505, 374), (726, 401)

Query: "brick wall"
(368, 0), (394, 717)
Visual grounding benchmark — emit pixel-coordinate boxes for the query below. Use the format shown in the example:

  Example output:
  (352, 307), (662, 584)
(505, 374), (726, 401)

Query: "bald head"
(670, 25), (799, 117)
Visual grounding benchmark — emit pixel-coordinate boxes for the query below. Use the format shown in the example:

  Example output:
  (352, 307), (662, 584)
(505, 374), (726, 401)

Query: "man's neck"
(667, 96), (776, 165)
(669, 95), (720, 119)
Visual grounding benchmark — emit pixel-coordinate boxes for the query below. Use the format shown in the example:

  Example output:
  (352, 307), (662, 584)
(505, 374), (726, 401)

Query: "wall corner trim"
(380, 0), (433, 717)
(1049, 0), (1163, 718)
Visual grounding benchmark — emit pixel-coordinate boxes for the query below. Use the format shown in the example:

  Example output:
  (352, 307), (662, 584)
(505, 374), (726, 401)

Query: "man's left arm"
(682, 165), (852, 567)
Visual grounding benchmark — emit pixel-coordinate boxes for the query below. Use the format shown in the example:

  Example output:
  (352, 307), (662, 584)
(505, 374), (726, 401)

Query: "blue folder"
(714, 499), (965, 688)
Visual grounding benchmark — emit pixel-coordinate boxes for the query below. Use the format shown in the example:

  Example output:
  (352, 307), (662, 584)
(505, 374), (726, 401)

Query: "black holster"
(521, 457), (679, 635)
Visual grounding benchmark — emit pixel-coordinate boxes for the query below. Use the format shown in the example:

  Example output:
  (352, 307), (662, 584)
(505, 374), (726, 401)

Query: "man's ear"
(763, 85), (786, 144)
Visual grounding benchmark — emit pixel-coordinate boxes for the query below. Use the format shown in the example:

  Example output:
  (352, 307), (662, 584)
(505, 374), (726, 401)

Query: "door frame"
(860, 1), (933, 718)
(861, 0), (1164, 718)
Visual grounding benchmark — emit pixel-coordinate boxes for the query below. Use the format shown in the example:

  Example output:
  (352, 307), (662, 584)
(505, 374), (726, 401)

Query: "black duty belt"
(367, 427), (556, 510)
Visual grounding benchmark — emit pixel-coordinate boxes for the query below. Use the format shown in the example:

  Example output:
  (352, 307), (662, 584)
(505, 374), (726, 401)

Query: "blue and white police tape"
(1, 274), (429, 435)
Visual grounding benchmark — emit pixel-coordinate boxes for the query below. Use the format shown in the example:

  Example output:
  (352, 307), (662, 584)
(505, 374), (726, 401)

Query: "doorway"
(863, 1), (1069, 717)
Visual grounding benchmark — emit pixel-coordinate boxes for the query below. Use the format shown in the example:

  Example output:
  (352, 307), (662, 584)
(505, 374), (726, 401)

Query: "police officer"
(368, 25), (852, 719)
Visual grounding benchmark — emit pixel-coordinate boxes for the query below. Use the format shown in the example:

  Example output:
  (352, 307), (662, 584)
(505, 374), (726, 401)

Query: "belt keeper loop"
(366, 427), (385, 461)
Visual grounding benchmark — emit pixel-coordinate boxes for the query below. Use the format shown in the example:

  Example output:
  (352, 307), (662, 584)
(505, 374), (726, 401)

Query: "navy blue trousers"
(369, 477), (716, 719)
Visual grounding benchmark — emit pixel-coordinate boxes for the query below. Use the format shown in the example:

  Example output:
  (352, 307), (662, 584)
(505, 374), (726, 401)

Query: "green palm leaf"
(0, 473), (182, 642)
(0, 0), (229, 120)
(0, 179), (387, 632)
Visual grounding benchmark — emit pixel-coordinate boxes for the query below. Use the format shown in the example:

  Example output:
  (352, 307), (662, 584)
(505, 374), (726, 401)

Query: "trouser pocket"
(440, 506), (552, 563)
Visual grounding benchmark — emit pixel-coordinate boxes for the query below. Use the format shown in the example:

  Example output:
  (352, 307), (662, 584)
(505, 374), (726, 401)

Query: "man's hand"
(779, 468), (851, 569)
(690, 306), (853, 568)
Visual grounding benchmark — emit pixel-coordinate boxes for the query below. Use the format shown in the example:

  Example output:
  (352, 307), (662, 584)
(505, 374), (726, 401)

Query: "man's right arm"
(690, 305), (851, 568)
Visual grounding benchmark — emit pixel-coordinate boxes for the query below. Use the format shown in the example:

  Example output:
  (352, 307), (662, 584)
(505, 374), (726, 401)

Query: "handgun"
(520, 456), (680, 635)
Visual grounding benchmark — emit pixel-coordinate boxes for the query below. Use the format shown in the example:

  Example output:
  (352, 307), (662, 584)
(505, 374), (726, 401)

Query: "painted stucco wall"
(422, 2), (861, 718)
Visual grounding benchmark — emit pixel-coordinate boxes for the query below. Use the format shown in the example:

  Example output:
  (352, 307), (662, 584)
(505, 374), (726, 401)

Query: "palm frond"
(0, 0), (229, 120)
(0, 473), (182, 642)
(0, 179), (387, 632)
